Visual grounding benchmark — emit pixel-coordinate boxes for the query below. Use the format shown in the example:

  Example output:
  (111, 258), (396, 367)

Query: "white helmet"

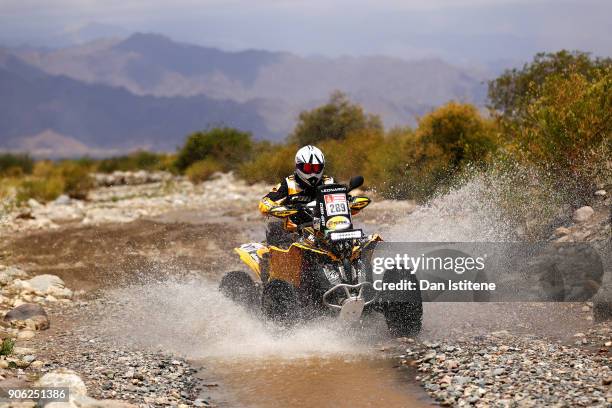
(295, 145), (325, 187)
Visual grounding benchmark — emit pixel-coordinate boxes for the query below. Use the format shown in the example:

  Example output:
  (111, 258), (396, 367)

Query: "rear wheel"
(262, 279), (299, 325)
(219, 271), (259, 308)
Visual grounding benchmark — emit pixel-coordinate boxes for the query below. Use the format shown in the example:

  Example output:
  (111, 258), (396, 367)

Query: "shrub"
(96, 151), (175, 173)
(0, 153), (33, 176)
(0, 338), (14, 356)
(185, 159), (223, 183)
(289, 91), (383, 145)
(377, 102), (499, 201)
(57, 161), (95, 199)
(17, 176), (65, 203)
(513, 69), (612, 197)
(319, 128), (385, 184)
(238, 143), (296, 184)
(488, 50), (611, 122)
(176, 127), (253, 172)
(16, 160), (95, 202)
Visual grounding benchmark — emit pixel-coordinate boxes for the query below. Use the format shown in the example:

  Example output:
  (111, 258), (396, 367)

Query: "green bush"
(16, 160), (94, 202)
(176, 127), (253, 172)
(185, 159), (223, 183)
(374, 102), (499, 201)
(512, 68), (611, 197)
(290, 91), (382, 145)
(17, 177), (65, 203)
(488, 50), (611, 122)
(0, 153), (33, 177)
(96, 151), (175, 173)
(0, 338), (14, 356)
(238, 144), (296, 184)
(57, 162), (95, 199)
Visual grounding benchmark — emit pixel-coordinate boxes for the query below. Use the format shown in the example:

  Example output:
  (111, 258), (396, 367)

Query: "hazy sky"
(1, 0), (610, 64)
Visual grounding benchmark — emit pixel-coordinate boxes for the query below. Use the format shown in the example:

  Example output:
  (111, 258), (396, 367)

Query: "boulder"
(36, 368), (87, 397)
(573, 206), (594, 223)
(27, 198), (42, 209)
(593, 269), (612, 322)
(4, 303), (50, 330)
(0, 266), (28, 285)
(37, 369), (136, 408)
(25, 274), (66, 293)
(53, 194), (72, 205)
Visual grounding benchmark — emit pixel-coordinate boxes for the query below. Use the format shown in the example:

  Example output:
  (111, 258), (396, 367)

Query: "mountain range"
(1, 33), (489, 157)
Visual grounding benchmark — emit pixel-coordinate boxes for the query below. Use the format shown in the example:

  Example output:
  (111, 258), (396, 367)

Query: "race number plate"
(324, 193), (349, 216)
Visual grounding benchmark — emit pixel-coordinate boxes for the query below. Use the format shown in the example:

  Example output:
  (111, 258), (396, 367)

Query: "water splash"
(100, 277), (385, 360)
(384, 164), (568, 242)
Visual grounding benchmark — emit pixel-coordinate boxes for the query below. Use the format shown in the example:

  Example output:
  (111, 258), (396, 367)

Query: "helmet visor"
(298, 162), (323, 174)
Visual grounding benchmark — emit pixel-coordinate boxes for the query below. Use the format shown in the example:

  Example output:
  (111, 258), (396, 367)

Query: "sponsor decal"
(326, 215), (351, 230)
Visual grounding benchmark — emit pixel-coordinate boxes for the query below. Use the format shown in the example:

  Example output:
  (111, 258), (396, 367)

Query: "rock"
(30, 360), (44, 369)
(4, 303), (50, 330)
(573, 206), (594, 223)
(12, 346), (36, 355)
(593, 270), (612, 322)
(37, 368), (87, 397)
(594, 190), (606, 196)
(17, 330), (36, 340)
(72, 395), (137, 408)
(54, 194), (72, 205)
(27, 198), (42, 209)
(25, 274), (65, 293)
(554, 227), (571, 237)
(0, 266), (28, 285)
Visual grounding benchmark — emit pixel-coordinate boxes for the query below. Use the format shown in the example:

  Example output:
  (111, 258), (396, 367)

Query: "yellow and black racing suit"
(259, 174), (334, 245)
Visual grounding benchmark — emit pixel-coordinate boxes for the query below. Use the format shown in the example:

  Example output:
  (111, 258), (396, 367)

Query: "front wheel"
(380, 269), (423, 336)
(262, 279), (299, 325)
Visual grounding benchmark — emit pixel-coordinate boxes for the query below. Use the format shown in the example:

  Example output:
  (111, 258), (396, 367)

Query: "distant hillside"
(0, 53), (274, 156)
(11, 33), (488, 134)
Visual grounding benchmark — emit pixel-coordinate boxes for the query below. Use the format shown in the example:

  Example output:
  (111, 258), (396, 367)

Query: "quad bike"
(219, 176), (422, 336)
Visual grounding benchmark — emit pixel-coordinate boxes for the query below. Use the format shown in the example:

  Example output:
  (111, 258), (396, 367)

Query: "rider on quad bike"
(259, 145), (335, 247)
(221, 144), (423, 335)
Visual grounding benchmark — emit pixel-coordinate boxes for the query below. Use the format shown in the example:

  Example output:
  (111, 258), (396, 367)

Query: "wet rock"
(573, 206), (594, 222)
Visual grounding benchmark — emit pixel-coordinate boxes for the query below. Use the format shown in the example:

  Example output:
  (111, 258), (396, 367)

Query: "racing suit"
(259, 174), (334, 246)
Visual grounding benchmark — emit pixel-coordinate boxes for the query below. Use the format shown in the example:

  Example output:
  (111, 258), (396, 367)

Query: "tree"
(390, 102), (499, 200)
(289, 91), (382, 145)
(488, 51), (611, 122)
(175, 127), (253, 172)
(515, 68), (611, 192)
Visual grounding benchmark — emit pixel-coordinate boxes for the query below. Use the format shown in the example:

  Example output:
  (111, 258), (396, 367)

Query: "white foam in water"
(102, 278), (379, 360)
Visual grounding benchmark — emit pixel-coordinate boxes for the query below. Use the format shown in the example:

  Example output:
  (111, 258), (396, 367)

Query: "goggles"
(298, 162), (323, 174)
